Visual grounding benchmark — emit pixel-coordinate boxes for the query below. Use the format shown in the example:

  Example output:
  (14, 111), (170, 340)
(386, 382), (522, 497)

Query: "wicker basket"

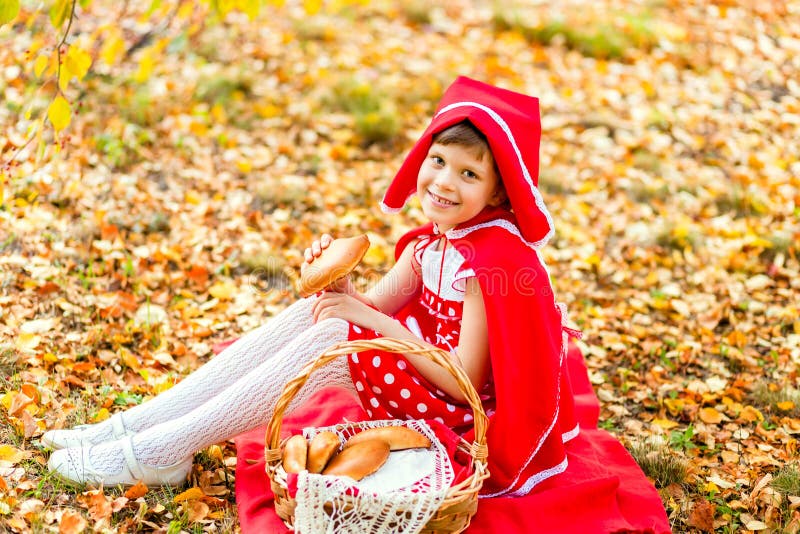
(264, 337), (490, 533)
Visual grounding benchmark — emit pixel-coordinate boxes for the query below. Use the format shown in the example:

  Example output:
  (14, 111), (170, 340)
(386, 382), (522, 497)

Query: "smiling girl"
(46, 77), (581, 499)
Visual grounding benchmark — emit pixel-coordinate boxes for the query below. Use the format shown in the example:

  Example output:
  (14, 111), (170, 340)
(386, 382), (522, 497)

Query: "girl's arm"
(363, 277), (490, 403)
(310, 238), (490, 402)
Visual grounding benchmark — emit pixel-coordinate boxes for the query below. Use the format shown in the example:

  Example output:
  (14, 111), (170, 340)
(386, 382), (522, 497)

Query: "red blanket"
(231, 343), (671, 533)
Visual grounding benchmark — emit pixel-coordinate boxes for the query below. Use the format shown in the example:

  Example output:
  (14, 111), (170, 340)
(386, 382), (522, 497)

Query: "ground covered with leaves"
(1, 0), (799, 532)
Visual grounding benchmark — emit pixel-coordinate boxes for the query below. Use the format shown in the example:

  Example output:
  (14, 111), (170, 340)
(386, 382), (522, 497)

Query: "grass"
(655, 221), (702, 251)
(399, 0), (432, 25)
(773, 464), (800, 497)
(238, 251), (293, 294)
(327, 77), (401, 144)
(627, 439), (688, 488)
(492, 7), (658, 60)
(751, 383), (800, 418)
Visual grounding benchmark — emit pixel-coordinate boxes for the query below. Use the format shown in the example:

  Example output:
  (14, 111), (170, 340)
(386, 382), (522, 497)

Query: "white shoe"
(41, 413), (132, 450)
(47, 436), (192, 487)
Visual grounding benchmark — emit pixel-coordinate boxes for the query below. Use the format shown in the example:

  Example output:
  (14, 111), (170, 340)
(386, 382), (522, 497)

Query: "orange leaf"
(726, 330), (747, 348)
(9, 392), (33, 417)
(59, 510), (87, 534)
(77, 488), (113, 521)
(778, 401), (796, 412)
(698, 407), (723, 424)
(186, 265), (209, 286)
(124, 481), (149, 500)
(739, 406), (765, 423)
(687, 499), (715, 533)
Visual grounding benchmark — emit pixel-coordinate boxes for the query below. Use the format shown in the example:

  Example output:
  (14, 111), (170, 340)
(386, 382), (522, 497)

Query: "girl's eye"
(431, 155), (444, 166)
(463, 170), (477, 180)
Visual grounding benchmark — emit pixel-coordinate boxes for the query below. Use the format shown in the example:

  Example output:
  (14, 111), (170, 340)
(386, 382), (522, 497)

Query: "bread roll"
(281, 434), (308, 474)
(322, 439), (390, 480)
(307, 431), (341, 474)
(344, 426), (431, 451)
(299, 234), (370, 297)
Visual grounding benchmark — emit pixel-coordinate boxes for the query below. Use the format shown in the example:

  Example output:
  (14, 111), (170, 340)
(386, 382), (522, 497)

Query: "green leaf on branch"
(0, 0), (20, 26)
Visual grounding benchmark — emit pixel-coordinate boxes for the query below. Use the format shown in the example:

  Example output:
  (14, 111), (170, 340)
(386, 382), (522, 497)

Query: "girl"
(46, 76), (579, 498)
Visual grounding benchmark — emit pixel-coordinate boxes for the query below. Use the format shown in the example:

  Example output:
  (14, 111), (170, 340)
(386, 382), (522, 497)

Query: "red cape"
(394, 208), (578, 496)
(232, 343), (670, 533)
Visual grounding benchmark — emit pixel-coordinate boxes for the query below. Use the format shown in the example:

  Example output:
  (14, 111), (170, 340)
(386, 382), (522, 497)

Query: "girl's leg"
(43, 297), (318, 448)
(49, 318), (355, 481)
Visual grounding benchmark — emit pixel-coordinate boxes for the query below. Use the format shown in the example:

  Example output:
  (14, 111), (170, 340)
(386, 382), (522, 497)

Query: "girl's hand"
(301, 234), (355, 294)
(312, 292), (382, 328)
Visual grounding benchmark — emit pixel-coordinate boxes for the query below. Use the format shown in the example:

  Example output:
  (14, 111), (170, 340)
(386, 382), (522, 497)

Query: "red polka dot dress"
(347, 236), (495, 433)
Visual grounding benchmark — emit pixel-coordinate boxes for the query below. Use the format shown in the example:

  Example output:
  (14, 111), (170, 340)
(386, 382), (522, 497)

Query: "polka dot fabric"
(347, 241), (494, 434)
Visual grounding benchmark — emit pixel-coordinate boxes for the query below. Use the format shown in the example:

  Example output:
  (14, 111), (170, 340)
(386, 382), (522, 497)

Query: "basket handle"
(265, 337), (489, 460)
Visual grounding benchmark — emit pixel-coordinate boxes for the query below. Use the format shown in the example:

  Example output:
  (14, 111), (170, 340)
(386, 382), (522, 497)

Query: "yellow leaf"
(652, 418), (679, 430)
(777, 401), (795, 412)
(236, 0), (260, 19)
(0, 392), (12, 411)
(134, 48), (155, 83)
(0, 0), (20, 26)
(173, 487), (205, 503)
(740, 405), (764, 423)
(47, 95), (71, 133)
(303, 0), (322, 15)
(100, 34), (124, 65)
(92, 408), (110, 422)
(34, 54), (49, 77)
(236, 159), (252, 173)
(15, 332), (41, 352)
(362, 244), (388, 266)
(65, 45), (92, 82)
(185, 191), (201, 205)
(49, 0), (71, 29)
(699, 407), (724, 424)
(208, 281), (236, 300)
(663, 398), (684, 416)
(0, 444), (29, 464)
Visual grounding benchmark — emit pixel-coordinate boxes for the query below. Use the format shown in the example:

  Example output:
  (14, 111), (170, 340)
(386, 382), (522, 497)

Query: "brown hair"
(432, 120), (509, 208)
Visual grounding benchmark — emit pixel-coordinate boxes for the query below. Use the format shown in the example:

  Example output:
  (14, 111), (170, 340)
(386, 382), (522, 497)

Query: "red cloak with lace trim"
(391, 207), (577, 496)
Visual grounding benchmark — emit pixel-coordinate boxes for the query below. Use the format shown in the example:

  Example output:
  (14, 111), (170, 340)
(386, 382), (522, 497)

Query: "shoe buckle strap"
(111, 415), (128, 440)
(120, 438), (145, 481)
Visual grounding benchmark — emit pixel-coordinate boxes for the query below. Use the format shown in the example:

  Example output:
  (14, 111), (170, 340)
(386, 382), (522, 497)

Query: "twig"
(55, 0), (79, 95)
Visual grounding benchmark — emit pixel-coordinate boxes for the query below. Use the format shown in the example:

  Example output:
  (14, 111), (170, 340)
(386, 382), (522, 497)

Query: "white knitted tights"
(84, 298), (353, 472)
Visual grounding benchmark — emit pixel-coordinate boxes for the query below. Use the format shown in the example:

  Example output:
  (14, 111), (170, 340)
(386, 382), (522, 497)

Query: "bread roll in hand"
(307, 431), (341, 474)
(322, 439), (391, 481)
(282, 434), (308, 474)
(299, 234), (370, 297)
(344, 426), (431, 451)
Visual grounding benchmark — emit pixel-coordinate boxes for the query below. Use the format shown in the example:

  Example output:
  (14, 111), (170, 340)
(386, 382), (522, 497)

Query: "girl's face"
(416, 142), (505, 233)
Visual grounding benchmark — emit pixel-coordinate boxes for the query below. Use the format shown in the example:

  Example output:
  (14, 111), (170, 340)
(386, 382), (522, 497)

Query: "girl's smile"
(427, 190), (458, 207)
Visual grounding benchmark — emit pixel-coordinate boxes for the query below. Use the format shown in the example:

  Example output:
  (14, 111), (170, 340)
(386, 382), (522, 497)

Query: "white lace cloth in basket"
(293, 419), (454, 534)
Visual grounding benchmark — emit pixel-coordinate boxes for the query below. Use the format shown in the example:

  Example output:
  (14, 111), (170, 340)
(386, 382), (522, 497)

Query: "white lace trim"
(294, 419), (453, 534)
(435, 101), (555, 248)
(507, 456), (569, 498)
(446, 218), (540, 251)
(480, 324), (569, 498)
(562, 424), (580, 443)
